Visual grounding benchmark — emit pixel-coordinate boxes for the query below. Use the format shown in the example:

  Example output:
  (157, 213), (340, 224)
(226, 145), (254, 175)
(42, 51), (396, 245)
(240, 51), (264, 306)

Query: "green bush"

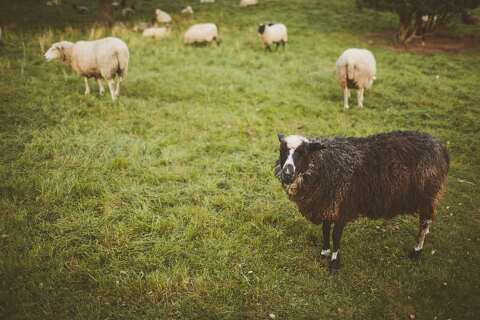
(357, 0), (480, 44)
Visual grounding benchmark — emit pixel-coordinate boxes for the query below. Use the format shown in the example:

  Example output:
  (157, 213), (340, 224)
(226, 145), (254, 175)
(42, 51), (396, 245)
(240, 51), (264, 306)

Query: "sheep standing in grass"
(275, 131), (449, 272)
(184, 23), (220, 45)
(155, 9), (172, 24)
(143, 26), (171, 39)
(44, 37), (129, 101)
(181, 6), (194, 15)
(240, 0), (258, 7)
(257, 23), (287, 51)
(336, 48), (376, 109)
(72, 4), (88, 14)
(46, 0), (62, 6)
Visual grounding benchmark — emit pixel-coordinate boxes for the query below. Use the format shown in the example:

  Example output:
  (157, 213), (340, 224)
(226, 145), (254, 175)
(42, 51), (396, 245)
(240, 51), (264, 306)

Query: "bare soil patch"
(365, 32), (480, 55)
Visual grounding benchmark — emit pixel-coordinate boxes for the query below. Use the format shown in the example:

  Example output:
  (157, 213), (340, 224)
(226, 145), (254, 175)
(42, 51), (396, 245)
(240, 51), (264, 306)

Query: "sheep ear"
(277, 133), (285, 142)
(307, 140), (325, 152)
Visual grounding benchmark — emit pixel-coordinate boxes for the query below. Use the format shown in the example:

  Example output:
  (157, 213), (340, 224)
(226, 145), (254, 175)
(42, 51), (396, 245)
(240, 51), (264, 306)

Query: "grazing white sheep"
(240, 0), (258, 7)
(257, 22), (287, 51)
(181, 6), (194, 15)
(335, 48), (376, 109)
(200, 0), (215, 3)
(184, 23), (220, 45)
(155, 9), (172, 24)
(122, 6), (135, 17)
(44, 37), (129, 101)
(72, 4), (88, 14)
(142, 26), (171, 39)
(46, 0), (62, 6)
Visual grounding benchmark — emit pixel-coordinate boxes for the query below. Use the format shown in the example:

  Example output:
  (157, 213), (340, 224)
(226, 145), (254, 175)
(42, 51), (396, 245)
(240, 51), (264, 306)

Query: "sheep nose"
(282, 164), (294, 182)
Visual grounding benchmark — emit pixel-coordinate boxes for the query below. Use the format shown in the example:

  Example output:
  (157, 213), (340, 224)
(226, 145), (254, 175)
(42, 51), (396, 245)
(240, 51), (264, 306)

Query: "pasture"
(1, 0), (479, 319)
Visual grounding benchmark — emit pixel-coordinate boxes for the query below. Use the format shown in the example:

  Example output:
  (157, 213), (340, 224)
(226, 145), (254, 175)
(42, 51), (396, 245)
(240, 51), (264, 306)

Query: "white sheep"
(44, 37), (129, 101)
(181, 6), (194, 15)
(200, 0), (215, 3)
(155, 9), (172, 24)
(72, 4), (88, 14)
(142, 26), (171, 39)
(46, 0), (62, 6)
(184, 23), (220, 45)
(257, 23), (287, 51)
(240, 0), (258, 7)
(335, 48), (376, 109)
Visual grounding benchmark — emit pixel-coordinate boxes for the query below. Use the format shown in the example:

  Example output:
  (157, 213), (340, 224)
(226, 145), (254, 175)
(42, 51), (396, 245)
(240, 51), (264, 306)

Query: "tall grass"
(0, 0), (479, 319)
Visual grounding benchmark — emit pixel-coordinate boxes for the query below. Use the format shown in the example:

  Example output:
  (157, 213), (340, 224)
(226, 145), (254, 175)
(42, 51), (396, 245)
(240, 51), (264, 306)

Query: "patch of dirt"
(365, 32), (480, 55)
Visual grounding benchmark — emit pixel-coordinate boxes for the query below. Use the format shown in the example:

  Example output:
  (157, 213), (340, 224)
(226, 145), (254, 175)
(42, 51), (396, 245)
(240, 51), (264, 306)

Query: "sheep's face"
(277, 134), (324, 185)
(258, 23), (274, 35)
(44, 42), (64, 61)
(258, 24), (266, 35)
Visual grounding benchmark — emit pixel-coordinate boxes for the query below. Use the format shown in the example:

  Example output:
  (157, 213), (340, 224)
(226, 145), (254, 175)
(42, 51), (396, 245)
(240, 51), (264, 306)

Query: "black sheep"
(274, 131), (449, 272)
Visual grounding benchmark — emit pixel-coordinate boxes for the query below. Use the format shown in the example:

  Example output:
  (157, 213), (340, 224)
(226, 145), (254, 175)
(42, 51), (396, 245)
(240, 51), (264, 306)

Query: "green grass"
(1, 0), (480, 319)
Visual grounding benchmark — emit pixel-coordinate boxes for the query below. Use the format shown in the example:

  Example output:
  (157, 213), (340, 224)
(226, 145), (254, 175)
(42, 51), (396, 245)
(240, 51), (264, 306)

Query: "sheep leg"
(321, 221), (332, 257)
(330, 222), (345, 272)
(275, 42), (280, 51)
(84, 77), (91, 95)
(281, 40), (286, 50)
(97, 79), (105, 96)
(265, 44), (272, 52)
(114, 78), (121, 97)
(409, 217), (431, 260)
(357, 88), (364, 108)
(343, 87), (350, 109)
(107, 79), (116, 101)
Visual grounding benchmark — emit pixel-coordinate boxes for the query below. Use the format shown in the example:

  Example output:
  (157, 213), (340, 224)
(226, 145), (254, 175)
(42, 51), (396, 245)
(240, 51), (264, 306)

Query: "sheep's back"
(71, 38), (128, 79)
(290, 131), (448, 223)
(336, 48), (376, 89)
(184, 24), (218, 43)
(71, 41), (99, 77)
(93, 38), (129, 79)
(348, 131), (448, 220)
(263, 24), (287, 43)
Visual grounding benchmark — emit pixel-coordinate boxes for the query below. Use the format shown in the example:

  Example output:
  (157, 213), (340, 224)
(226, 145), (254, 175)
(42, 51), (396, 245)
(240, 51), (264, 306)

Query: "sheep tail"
(346, 61), (355, 80)
(115, 50), (128, 79)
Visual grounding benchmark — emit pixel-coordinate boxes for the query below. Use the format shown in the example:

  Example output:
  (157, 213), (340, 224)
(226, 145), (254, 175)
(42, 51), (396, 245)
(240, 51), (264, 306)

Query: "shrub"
(357, 0), (480, 44)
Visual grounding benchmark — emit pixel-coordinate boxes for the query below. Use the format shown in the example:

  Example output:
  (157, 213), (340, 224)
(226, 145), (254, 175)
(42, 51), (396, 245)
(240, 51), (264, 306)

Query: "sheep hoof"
(329, 258), (341, 273)
(409, 249), (422, 260)
(320, 249), (331, 258)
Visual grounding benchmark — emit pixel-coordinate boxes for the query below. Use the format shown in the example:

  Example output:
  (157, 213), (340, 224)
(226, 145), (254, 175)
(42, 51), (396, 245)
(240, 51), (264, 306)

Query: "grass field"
(1, 0), (480, 319)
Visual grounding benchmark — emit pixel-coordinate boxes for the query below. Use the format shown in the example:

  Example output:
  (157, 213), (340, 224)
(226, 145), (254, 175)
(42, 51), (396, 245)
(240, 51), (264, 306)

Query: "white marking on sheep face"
(284, 135), (306, 169)
(277, 134), (326, 185)
(278, 135), (308, 184)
